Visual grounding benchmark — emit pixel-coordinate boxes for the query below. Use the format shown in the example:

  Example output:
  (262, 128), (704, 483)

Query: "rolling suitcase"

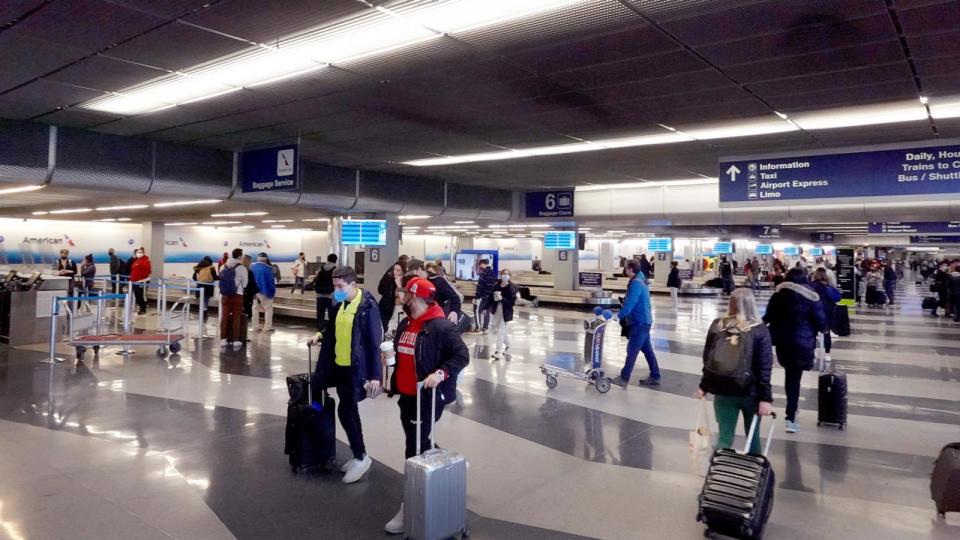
(922, 297), (938, 310)
(697, 413), (777, 540)
(831, 305), (850, 336)
(404, 382), (469, 540)
(817, 369), (847, 430)
(455, 312), (473, 335)
(931, 443), (960, 517)
(284, 344), (337, 473)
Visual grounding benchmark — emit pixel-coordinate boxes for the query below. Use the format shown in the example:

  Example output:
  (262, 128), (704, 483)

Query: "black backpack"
(702, 318), (756, 395)
(316, 264), (335, 294)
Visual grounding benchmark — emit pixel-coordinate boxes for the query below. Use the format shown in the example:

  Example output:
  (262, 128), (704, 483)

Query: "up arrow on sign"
(725, 164), (741, 182)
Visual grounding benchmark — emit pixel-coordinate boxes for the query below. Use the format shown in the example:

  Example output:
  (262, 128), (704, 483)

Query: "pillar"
(364, 214), (400, 300)
(599, 241), (615, 271)
(544, 238), (578, 290)
(142, 221), (164, 279)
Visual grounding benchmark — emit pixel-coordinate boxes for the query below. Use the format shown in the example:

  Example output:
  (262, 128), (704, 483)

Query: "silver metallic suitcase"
(403, 382), (469, 540)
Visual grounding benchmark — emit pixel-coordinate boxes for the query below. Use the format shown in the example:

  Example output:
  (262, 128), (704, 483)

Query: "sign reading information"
(719, 142), (960, 206)
(869, 222), (960, 234)
(240, 145), (298, 193)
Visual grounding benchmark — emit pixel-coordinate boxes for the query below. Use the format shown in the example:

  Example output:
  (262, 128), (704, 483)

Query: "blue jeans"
(621, 323), (659, 381)
(883, 280), (896, 304)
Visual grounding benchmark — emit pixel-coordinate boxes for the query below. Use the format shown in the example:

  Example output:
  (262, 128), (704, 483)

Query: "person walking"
(810, 268), (841, 364)
(192, 256), (218, 321)
(930, 262), (950, 317)
(378, 261), (405, 338)
(490, 269), (518, 359)
(718, 255), (734, 295)
(763, 268), (826, 433)
(251, 253), (277, 332)
(667, 260), (682, 304)
(313, 253), (338, 334)
(108, 248), (123, 293)
(612, 260), (660, 387)
(291, 252), (307, 294)
(219, 249), (248, 350)
(383, 276), (469, 534)
(80, 254), (97, 294)
(469, 258), (497, 334)
(696, 288), (774, 455)
(313, 266), (382, 484)
(129, 247), (152, 315)
(883, 262), (898, 305)
(864, 264), (883, 307)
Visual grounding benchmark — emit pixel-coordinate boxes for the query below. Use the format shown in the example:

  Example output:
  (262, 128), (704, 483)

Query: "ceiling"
(1, 0), (959, 190)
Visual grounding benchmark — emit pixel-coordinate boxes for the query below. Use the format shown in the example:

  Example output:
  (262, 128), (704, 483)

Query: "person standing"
(313, 253), (338, 334)
(80, 254), (97, 294)
(241, 254), (257, 322)
(810, 268), (841, 364)
(291, 252), (307, 294)
(638, 254), (652, 279)
(129, 247), (152, 315)
(883, 262), (898, 305)
(763, 268), (826, 434)
(378, 262), (405, 337)
(251, 253), (277, 332)
(470, 258), (497, 334)
(490, 269), (518, 359)
(219, 249), (248, 350)
(56, 248), (79, 294)
(930, 262), (950, 317)
(217, 252), (228, 273)
(108, 248), (123, 293)
(612, 260), (660, 387)
(666, 260), (682, 304)
(718, 255), (734, 295)
(313, 266), (382, 484)
(864, 264), (883, 307)
(191, 256), (217, 322)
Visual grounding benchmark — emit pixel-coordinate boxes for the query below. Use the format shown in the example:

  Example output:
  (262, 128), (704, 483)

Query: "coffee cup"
(380, 341), (396, 366)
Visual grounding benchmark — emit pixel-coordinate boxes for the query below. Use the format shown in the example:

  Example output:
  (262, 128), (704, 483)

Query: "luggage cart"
(540, 307), (613, 393)
(45, 293), (125, 363)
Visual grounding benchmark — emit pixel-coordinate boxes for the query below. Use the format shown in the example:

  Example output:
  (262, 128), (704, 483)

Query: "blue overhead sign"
(911, 235), (960, 244)
(719, 142), (960, 207)
(870, 221), (960, 234)
(240, 145), (298, 193)
(525, 190), (574, 218)
(750, 225), (781, 238)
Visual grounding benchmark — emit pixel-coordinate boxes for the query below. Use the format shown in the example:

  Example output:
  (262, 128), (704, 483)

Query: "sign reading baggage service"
(525, 190), (573, 217)
(240, 145), (298, 193)
(719, 141), (960, 207)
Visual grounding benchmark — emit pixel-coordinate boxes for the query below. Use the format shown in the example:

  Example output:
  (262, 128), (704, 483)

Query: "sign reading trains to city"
(525, 190), (573, 218)
(240, 144), (299, 193)
(718, 142), (960, 207)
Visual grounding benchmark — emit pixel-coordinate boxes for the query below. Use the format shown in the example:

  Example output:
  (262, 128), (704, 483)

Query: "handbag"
(619, 315), (630, 337)
(689, 398), (714, 471)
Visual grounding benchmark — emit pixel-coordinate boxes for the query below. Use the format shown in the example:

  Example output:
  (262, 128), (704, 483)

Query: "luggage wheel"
(169, 341), (181, 354)
(460, 526), (471, 538)
(595, 377), (611, 393)
(76, 346), (86, 360)
(157, 347), (168, 357)
(545, 375), (558, 389)
(702, 529), (716, 538)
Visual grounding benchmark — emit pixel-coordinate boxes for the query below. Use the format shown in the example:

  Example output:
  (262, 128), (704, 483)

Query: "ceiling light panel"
(790, 101), (928, 130)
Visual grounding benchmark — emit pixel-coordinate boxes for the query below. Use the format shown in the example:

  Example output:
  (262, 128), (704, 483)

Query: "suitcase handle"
(306, 342), (314, 405)
(415, 381), (438, 456)
(744, 411), (777, 456)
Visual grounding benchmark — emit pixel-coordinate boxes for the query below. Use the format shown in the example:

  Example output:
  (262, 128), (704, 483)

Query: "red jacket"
(130, 256), (152, 282)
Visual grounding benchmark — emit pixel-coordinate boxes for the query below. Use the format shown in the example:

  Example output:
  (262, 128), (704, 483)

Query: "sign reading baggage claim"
(240, 144), (298, 193)
(718, 141), (960, 207)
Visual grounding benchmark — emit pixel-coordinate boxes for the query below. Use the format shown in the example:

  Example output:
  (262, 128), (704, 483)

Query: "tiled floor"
(1, 276), (958, 539)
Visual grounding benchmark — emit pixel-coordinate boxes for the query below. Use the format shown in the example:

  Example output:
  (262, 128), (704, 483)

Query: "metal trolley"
(540, 307), (614, 393)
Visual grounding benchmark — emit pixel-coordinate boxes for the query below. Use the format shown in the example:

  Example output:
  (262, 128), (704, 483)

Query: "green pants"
(714, 394), (761, 455)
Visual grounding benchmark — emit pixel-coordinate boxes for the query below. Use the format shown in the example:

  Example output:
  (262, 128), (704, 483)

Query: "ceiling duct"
(53, 127), (153, 193)
(297, 162), (358, 211)
(0, 121), (53, 187)
(150, 142), (234, 198)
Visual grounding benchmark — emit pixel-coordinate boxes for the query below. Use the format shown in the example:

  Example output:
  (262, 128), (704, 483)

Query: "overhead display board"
(543, 231), (576, 249)
(782, 246), (800, 256)
(809, 247), (824, 256)
(755, 244), (773, 255)
(525, 190), (574, 218)
(869, 221), (960, 234)
(911, 235), (960, 244)
(836, 248), (856, 306)
(713, 241), (734, 254)
(240, 144), (298, 193)
(719, 141), (960, 207)
(341, 220), (386, 246)
(647, 237), (672, 252)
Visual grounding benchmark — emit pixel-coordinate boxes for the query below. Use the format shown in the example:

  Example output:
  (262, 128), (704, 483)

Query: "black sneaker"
(638, 377), (661, 386)
(610, 376), (628, 388)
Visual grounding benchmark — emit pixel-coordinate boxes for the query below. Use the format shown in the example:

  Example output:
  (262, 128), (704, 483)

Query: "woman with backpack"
(810, 267), (841, 363)
(192, 256), (218, 321)
(696, 288), (773, 455)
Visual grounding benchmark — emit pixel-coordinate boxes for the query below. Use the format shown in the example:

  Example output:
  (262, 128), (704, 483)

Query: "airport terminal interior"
(2, 0), (960, 539)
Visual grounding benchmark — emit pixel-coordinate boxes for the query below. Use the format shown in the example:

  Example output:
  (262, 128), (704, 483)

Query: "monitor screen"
(454, 251), (498, 281)
(543, 231), (576, 249)
(647, 238), (672, 252)
(342, 219), (386, 246)
(782, 246), (799, 256)
(713, 242), (734, 254)
(755, 244), (773, 255)
(809, 247), (824, 256)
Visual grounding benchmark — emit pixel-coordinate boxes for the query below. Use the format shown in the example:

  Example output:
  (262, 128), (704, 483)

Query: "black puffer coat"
(763, 282), (827, 370)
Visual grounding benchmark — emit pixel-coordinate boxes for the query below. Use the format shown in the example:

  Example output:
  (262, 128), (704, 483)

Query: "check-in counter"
(0, 275), (71, 346)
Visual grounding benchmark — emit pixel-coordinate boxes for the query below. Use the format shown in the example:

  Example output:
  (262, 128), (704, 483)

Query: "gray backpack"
(702, 317), (756, 395)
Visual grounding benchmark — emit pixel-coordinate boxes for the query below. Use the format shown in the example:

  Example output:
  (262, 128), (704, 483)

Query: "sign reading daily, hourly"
(719, 142), (960, 206)
(240, 145), (298, 193)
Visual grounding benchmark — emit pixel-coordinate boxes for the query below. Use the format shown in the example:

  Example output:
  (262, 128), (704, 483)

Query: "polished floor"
(1, 276), (958, 539)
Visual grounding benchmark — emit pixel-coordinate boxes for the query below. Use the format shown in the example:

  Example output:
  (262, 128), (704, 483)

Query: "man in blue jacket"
(613, 260), (661, 387)
(313, 266), (383, 483)
(251, 253), (277, 332)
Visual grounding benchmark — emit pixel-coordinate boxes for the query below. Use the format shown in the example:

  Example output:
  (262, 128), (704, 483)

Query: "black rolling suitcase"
(817, 369), (848, 430)
(284, 343), (337, 473)
(698, 413), (777, 540)
(831, 305), (850, 337)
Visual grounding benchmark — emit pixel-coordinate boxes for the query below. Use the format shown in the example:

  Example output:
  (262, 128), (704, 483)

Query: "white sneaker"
(219, 339), (227, 348)
(491, 350), (501, 359)
(231, 341), (243, 351)
(342, 454), (372, 484)
(385, 504), (404, 535)
(340, 459), (357, 473)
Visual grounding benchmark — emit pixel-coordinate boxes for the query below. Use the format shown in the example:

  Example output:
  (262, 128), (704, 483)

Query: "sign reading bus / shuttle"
(719, 142), (960, 207)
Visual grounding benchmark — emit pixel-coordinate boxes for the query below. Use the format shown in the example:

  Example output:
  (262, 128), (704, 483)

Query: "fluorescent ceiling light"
(153, 199), (221, 208)
(212, 212), (269, 217)
(49, 208), (93, 214)
(0, 185), (44, 196)
(202, 221), (242, 225)
(594, 131), (694, 149)
(678, 118), (798, 140)
(454, 221), (475, 224)
(31, 211), (48, 216)
(790, 100), (927, 130)
(575, 178), (718, 191)
(94, 218), (116, 222)
(301, 218), (331, 222)
(399, 215), (431, 219)
(930, 98), (960, 119)
(271, 225), (287, 228)
(166, 222), (198, 226)
(96, 204), (148, 211)
(116, 218), (132, 222)
(262, 219), (294, 223)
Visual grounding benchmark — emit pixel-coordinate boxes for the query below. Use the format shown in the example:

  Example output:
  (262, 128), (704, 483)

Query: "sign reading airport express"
(719, 142), (960, 206)
(869, 221), (960, 234)
(240, 145), (298, 193)
(525, 190), (574, 218)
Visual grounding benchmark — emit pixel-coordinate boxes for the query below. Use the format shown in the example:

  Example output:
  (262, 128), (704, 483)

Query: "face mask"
(501, 275), (510, 283)
(333, 289), (349, 303)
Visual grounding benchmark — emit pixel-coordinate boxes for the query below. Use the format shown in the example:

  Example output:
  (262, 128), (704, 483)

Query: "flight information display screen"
(713, 242), (734, 254)
(782, 246), (800, 256)
(809, 247), (824, 256)
(342, 220), (387, 246)
(543, 231), (576, 249)
(755, 244), (773, 255)
(647, 238), (672, 252)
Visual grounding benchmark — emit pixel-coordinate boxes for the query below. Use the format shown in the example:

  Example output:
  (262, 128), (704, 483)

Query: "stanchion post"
(42, 297), (65, 364)
(118, 285), (135, 356)
(197, 286), (205, 339)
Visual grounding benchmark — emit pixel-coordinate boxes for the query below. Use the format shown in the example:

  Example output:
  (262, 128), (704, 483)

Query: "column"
(543, 240), (578, 290)
(364, 214), (400, 299)
(599, 241), (615, 271)
(141, 221), (165, 279)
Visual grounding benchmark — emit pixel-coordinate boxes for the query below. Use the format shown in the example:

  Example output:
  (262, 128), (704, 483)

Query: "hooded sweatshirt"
(395, 303), (445, 396)
(251, 257), (277, 298)
(225, 258), (248, 293)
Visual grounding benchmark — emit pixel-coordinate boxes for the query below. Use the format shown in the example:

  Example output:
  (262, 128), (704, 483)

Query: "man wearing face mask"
(384, 276), (469, 534)
(313, 266), (383, 484)
(129, 247), (152, 315)
(406, 258), (461, 324)
(56, 249), (79, 295)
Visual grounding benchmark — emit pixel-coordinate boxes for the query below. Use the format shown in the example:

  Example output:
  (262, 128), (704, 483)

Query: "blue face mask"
(333, 289), (349, 303)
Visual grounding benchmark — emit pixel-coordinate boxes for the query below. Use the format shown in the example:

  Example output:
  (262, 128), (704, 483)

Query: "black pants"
(783, 365), (804, 423)
(316, 296), (334, 332)
(823, 331), (832, 354)
(398, 391), (444, 459)
(133, 282), (148, 312)
(334, 365), (366, 460)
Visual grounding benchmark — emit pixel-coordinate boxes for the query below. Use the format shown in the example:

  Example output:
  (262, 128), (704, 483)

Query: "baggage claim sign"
(718, 142), (960, 207)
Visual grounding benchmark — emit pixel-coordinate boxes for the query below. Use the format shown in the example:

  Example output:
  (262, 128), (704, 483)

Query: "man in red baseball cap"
(384, 276), (469, 534)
